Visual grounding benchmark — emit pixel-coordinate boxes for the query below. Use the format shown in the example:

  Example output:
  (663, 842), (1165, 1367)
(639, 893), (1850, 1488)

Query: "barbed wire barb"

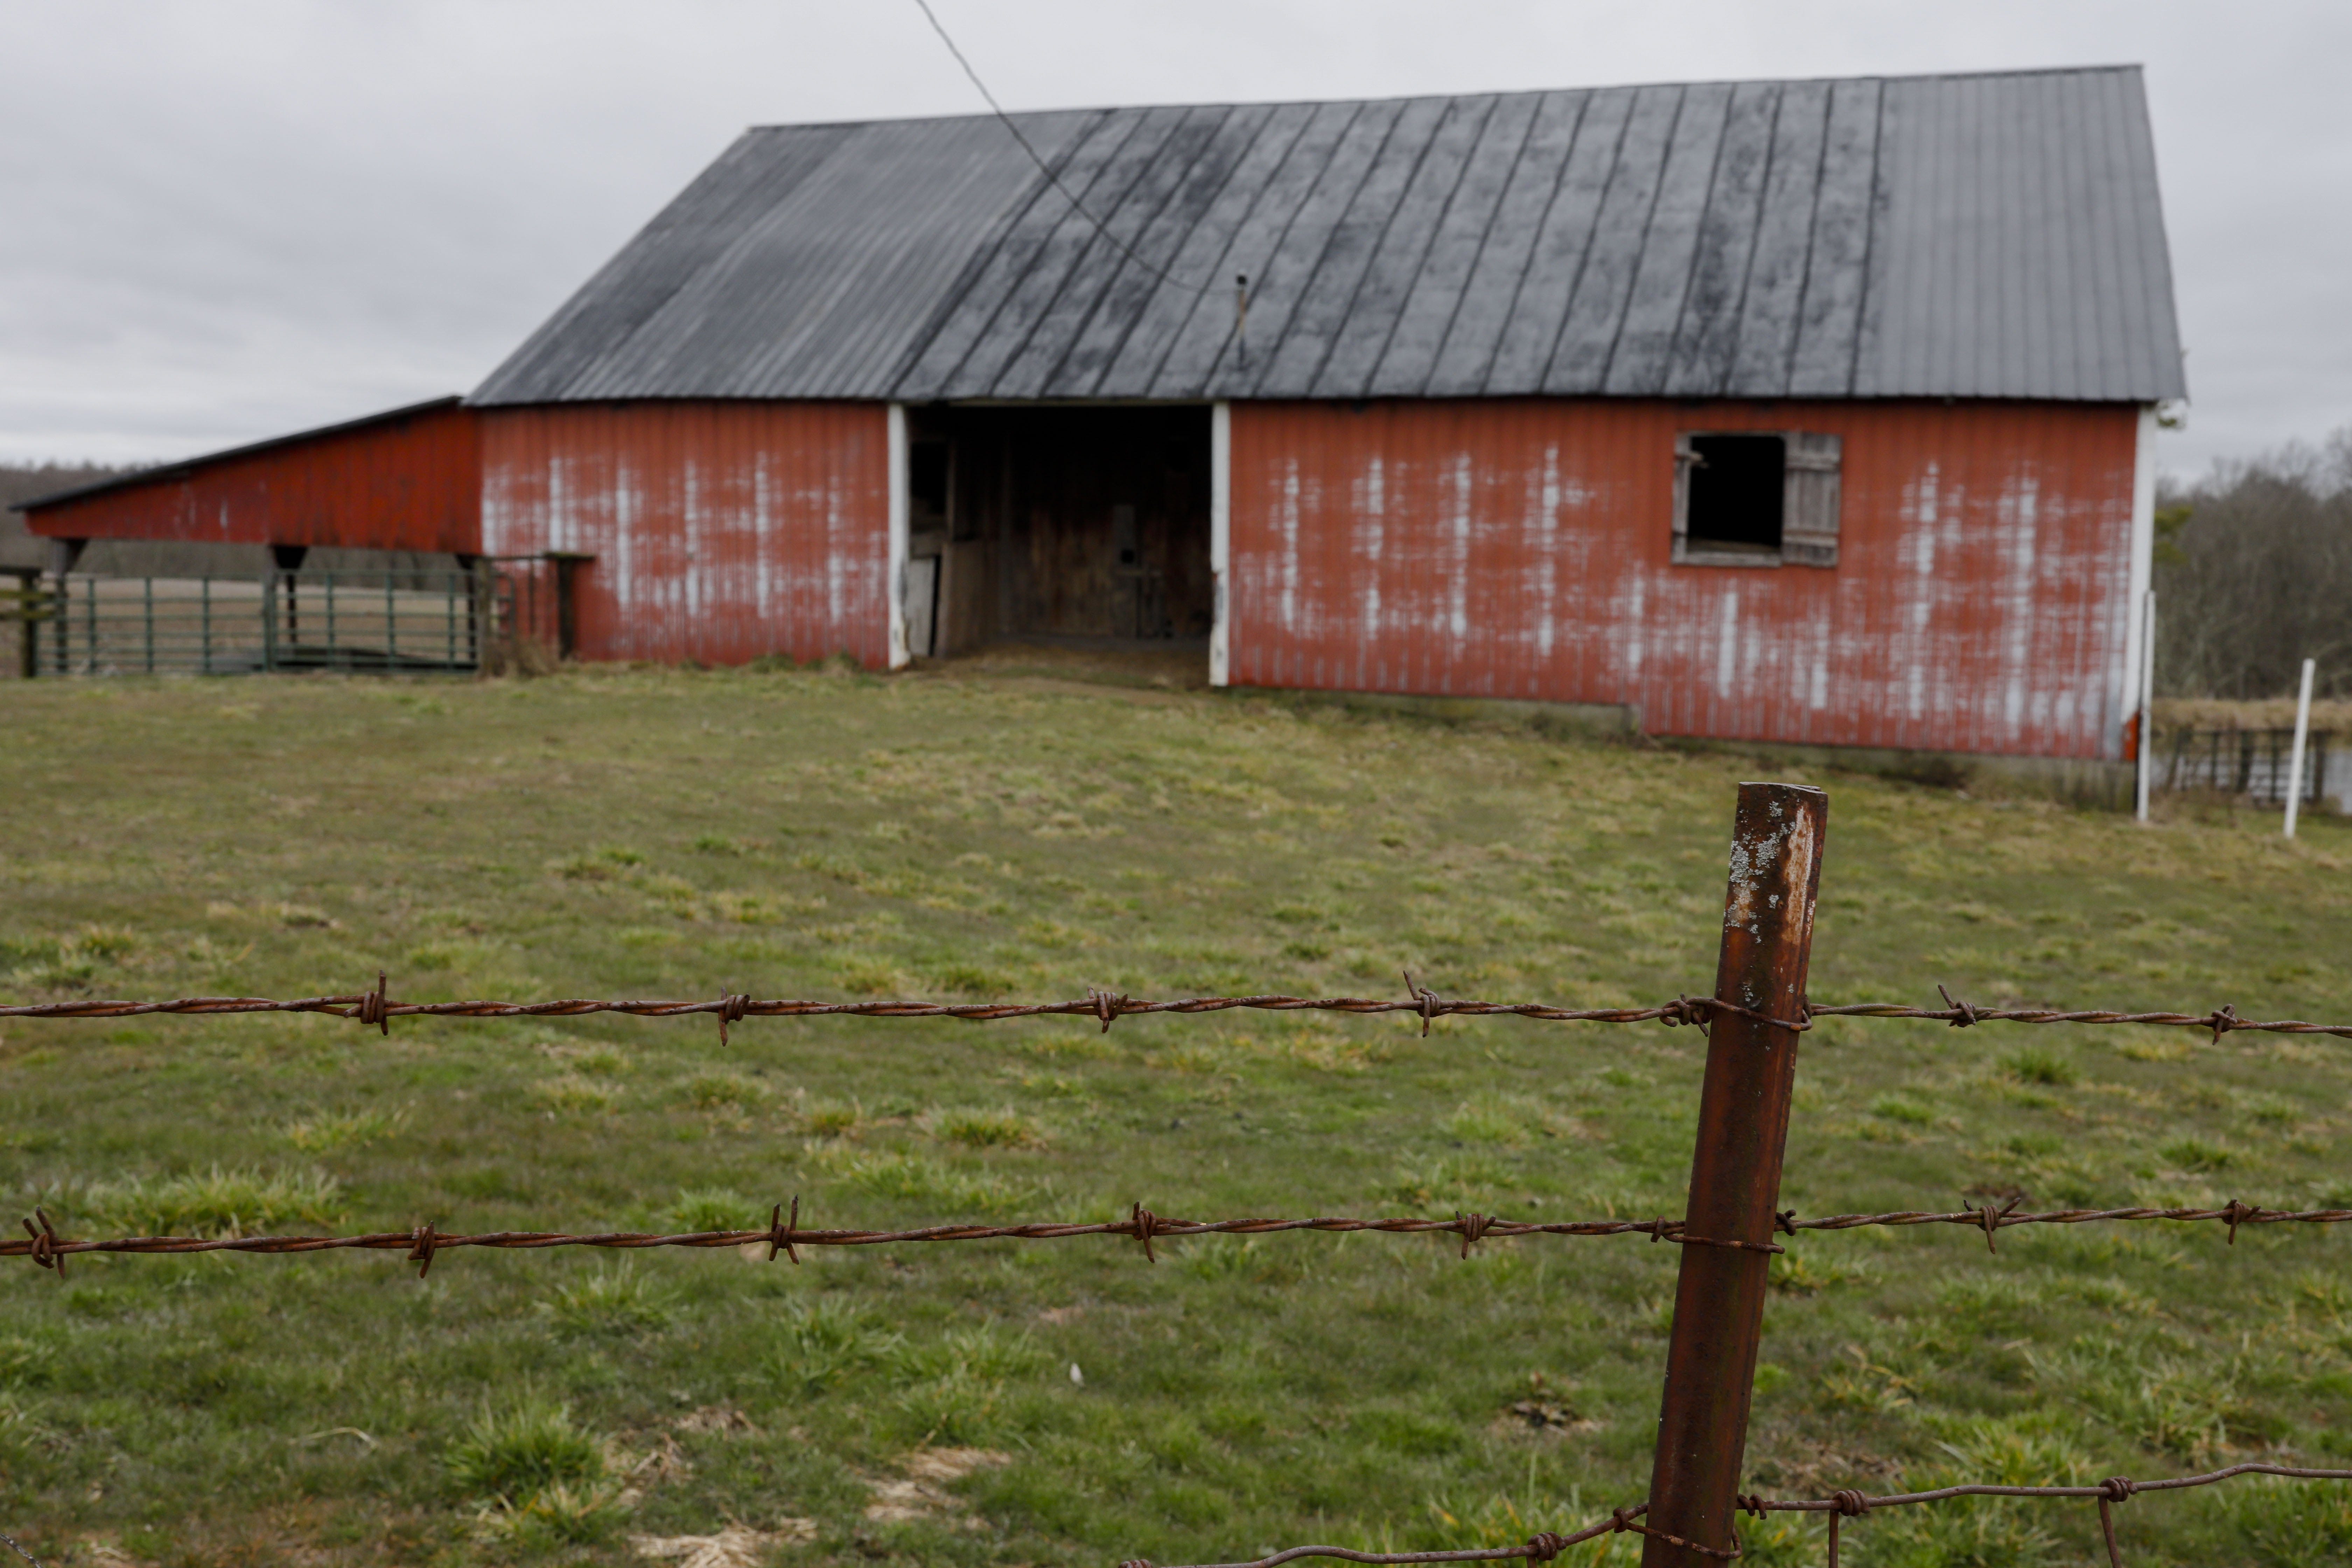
(1177, 1464), (2352, 1568)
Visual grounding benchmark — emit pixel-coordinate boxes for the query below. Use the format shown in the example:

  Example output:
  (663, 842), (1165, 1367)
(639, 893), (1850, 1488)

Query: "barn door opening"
(906, 405), (1212, 674)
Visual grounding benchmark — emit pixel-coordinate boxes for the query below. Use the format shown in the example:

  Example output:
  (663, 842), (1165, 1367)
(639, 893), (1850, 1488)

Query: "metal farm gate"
(9, 571), (483, 677)
(2157, 727), (2332, 806)
(2, 561), (585, 680)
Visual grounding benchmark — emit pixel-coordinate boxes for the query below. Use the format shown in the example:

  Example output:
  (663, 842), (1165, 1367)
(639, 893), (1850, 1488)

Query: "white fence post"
(2285, 657), (2317, 839)
(2135, 590), (2157, 822)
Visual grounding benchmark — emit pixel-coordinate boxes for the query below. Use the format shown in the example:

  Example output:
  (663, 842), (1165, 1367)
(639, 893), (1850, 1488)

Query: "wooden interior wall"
(933, 407), (1212, 646)
(479, 401), (888, 666)
(1226, 398), (2142, 760)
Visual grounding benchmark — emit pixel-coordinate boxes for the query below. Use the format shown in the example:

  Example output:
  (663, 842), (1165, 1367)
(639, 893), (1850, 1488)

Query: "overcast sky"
(1, 1), (2340, 478)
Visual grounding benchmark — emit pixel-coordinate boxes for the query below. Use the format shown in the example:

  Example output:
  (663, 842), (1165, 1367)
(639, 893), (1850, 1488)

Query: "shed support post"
(10, 570), (37, 679)
(270, 544), (308, 648)
(1641, 783), (1828, 1566)
(45, 539), (84, 678)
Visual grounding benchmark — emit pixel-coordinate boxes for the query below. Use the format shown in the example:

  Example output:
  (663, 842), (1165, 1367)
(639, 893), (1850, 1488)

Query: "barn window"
(1673, 432), (1841, 567)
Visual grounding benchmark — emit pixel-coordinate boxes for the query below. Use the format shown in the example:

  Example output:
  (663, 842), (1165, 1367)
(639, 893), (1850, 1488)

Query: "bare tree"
(2155, 430), (2352, 698)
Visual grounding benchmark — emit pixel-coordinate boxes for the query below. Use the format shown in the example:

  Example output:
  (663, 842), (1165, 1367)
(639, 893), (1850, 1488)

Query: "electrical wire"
(907, 0), (1217, 298)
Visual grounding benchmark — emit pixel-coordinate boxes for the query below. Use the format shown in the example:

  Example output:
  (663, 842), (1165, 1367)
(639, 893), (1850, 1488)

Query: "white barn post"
(887, 403), (910, 670)
(2136, 590), (2157, 822)
(1210, 401), (1231, 688)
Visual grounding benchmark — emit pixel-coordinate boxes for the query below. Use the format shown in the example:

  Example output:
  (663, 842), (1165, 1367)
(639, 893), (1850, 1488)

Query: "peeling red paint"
(1225, 399), (2140, 760)
(479, 401), (890, 667)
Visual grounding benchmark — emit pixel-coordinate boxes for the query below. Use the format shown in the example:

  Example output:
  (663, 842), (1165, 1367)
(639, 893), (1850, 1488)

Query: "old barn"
(25, 65), (2186, 768)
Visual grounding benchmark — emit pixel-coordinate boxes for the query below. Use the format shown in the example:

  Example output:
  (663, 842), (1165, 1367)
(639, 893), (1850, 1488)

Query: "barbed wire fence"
(5, 784), (2351, 1564)
(9, 976), (2348, 1043)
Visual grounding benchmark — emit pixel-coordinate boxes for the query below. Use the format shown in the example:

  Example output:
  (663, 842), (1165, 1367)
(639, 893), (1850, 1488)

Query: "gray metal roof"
(473, 67), (2186, 407)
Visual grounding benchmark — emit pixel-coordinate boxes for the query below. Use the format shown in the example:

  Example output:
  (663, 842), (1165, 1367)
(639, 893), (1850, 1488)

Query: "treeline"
(2156, 431), (2352, 699)
(0, 462), (142, 570)
(0, 461), (138, 512)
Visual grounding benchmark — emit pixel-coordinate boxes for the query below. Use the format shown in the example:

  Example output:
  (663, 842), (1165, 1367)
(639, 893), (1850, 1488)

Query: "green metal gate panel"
(16, 572), (481, 677)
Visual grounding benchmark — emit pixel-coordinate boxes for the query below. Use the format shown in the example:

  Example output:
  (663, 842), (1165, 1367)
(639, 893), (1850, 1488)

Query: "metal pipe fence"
(5, 784), (2349, 1566)
(8, 572), (483, 677)
(2155, 725), (2331, 806)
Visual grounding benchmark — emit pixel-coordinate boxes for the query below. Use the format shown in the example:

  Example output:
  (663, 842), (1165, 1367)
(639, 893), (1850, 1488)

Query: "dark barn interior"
(904, 405), (1211, 662)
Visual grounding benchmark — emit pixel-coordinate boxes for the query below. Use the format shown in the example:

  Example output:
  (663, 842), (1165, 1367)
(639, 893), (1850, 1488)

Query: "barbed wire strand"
(8, 1199), (2344, 1277)
(1136, 1465), (2352, 1568)
(1119, 1503), (1746, 1567)
(5, 976), (2346, 1045)
(0, 1528), (37, 1568)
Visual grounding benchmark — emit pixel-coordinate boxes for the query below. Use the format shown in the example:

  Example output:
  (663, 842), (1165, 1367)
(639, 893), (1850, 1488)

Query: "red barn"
(472, 67), (2182, 766)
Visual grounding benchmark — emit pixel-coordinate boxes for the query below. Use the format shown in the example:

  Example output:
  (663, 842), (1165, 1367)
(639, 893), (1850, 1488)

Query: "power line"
(907, 0), (1222, 301)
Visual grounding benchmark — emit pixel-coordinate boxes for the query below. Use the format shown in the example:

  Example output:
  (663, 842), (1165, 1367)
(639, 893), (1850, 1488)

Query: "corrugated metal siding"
(478, 402), (888, 666)
(1226, 398), (2140, 760)
(473, 67), (2184, 408)
(21, 401), (479, 553)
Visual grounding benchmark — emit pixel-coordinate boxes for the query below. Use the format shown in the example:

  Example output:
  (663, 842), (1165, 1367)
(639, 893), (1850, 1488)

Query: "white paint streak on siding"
(754, 456), (774, 624)
(1715, 585), (1738, 698)
(1446, 455), (1471, 644)
(1999, 472), (2041, 735)
(1902, 462), (1939, 723)
(1278, 458), (1301, 634)
(482, 462), (515, 556)
(1359, 456), (1385, 640)
(1535, 445), (1559, 664)
(683, 460), (703, 634)
(827, 475), (848, 635)
(547, 455), (570, 556)
(1623, 573), (1646, 682)
(614, 457), (636, 619)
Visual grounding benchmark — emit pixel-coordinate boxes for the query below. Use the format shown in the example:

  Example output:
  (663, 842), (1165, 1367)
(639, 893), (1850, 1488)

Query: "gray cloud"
(1, 0), (2337, 478)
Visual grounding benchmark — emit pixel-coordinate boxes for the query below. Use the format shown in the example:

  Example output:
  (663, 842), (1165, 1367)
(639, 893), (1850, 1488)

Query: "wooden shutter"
(1671, 432), (1698, 559)
(1781, 432), (1841, 567)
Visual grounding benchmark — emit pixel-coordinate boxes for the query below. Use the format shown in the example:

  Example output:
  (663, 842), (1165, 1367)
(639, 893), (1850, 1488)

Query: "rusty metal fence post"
(1642, 783), (1828, 1565)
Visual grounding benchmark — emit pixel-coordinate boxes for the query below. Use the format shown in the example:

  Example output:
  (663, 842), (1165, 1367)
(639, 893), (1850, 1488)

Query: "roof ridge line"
(742, 66), (2150, 135)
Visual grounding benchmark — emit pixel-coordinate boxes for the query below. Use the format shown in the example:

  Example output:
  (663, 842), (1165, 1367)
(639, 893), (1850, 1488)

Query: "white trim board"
(1209, 401), (1231, 688)
(886, 402), (910, 670)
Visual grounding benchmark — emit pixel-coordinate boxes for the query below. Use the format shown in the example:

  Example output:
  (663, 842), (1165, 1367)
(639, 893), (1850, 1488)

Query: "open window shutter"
(1671, 433), (1698, 556)
(1781, 432), (1841, 566)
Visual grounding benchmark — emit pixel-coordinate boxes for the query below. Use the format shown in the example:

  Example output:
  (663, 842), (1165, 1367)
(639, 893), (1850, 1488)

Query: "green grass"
(4, 664), (2352, 1564)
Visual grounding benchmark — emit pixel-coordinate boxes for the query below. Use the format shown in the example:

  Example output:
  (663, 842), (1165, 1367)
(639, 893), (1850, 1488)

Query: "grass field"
(5, 664), (2352, 1567)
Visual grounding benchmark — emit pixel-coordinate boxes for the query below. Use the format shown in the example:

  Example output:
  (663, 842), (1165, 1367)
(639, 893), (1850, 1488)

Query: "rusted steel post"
(1641, 783), (1828, 1566)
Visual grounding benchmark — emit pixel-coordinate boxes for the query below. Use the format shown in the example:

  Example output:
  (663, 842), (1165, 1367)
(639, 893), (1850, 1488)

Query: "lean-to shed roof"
(474, 66), (2186, 407)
